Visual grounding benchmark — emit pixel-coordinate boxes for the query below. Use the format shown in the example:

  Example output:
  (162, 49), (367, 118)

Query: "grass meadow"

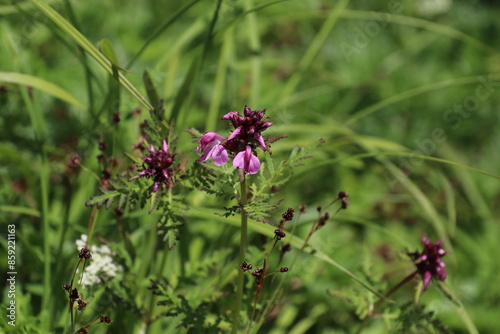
(1, 0), (500, 333)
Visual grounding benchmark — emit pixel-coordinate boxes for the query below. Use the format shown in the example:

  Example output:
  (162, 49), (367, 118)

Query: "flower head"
(408, 237), (447, 291)
(197, 106), (273, 175)
(222, 106), (273, 152)
(137, 139), (175, 192)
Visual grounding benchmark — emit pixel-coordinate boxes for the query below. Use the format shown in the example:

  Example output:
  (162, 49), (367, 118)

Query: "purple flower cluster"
(198, 106), (273, 174)
(408, 237), (447, 291)
(137, 140), (175, 192)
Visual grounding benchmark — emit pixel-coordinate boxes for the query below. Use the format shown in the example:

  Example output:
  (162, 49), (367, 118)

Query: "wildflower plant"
(5, 1), (495, 333)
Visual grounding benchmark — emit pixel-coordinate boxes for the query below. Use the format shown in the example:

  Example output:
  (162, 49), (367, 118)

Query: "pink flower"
(196, 106), (273, 175)
(198, 132), (228, 166)
(233, 146), (260, 174)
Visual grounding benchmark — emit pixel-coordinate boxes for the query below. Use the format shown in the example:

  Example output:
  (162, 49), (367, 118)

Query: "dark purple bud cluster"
(282, 208), (295, 222)
(317, 212), (330, 229)
(110, 111), (120, 124)
(100, 315), (112, 324)
(251, 268), (263, 279)
(98, 141), (107, 151)
(136, 140), (176, 192)
(408, 237), (447, 291)
(281, 243), (292, 254)
(78, 248), (92, 260)
(338, 191), (350, 209)
(274, 229), (286, 240)
(77, 299), (88, 311)
(239, 262), (253, 272)
(70, 288), (79, 300)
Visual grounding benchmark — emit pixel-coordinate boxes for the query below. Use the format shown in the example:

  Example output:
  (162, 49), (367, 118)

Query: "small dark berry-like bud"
(69, 154), (80, 167)
(111, 111), (120, 123)
(282, 208), (295, 221)
(114, 207), (124, 217)
(341, 199), (350, 210)
(100, 168), (111, 181)
(70, 288), (79, 300)
(100, 315), (112, 323)
(280, 267), (289, 272)
(76, 328), (88, 334)
(251, 268), (263, 278)
(98, 141), (107, 151)
(239, 262), (253, 272)
(97, 154), (106, 164)
(274, 229), (286, 240)
(316, 205), (322, 212)
(77, 299), (88, 310)
(338, 191), (349, 200)
(108, 157), (119, 168)
(318, 212), (330, 227)
(281, 243), (292, 253)
(78, 248), (92, 259)
(62, 284), (71, 290)
(300, 205), (306, 214)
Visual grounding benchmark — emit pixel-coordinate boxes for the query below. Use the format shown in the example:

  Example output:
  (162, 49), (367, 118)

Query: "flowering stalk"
(355, 237), (447, 334)
(300, 192), (350, 252)
(232, 177), (248, 334)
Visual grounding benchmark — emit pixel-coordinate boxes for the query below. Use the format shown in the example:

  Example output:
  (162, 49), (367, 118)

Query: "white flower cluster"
(75, 234), (123, 287)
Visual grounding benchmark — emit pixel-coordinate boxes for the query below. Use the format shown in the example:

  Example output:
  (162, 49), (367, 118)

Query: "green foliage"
(1, 0), (500, 333)
(396, 302), (452, 334)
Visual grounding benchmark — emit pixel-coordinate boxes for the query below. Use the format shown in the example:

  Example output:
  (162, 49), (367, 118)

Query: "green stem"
(355, 271), (418, 334)
(232, 177), (248, 333)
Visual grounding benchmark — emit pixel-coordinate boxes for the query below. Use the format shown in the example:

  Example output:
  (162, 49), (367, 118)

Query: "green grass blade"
(298, 151), (500, 181)
(206, 25), (233, 132)
(28, 0), (153, 110)
(278, 0), (350, 104)
(346, 74), (500, 125)
(143, 70), (160, 107)
(342, 10), (499, 55)
(0, 205), (41, 217)
(126, 0), (201, 68)
(0, 72), (84, 108)
(172, 0), (222, 128)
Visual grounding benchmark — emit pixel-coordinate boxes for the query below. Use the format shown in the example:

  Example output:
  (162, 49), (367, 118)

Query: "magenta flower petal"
(256, 134), (266, 149)
(422, 271), (432, 291)
(221, 111), (240, 120)
(233, 146), (260, 174)
(212, 145), (228, 166)
(227, 126), (243, 141)
(199, 132), (226, 151)
(198, 132), (228, 166)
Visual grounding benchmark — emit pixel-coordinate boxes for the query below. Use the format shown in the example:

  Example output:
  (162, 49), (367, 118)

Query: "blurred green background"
(1, 0), (499, 333)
